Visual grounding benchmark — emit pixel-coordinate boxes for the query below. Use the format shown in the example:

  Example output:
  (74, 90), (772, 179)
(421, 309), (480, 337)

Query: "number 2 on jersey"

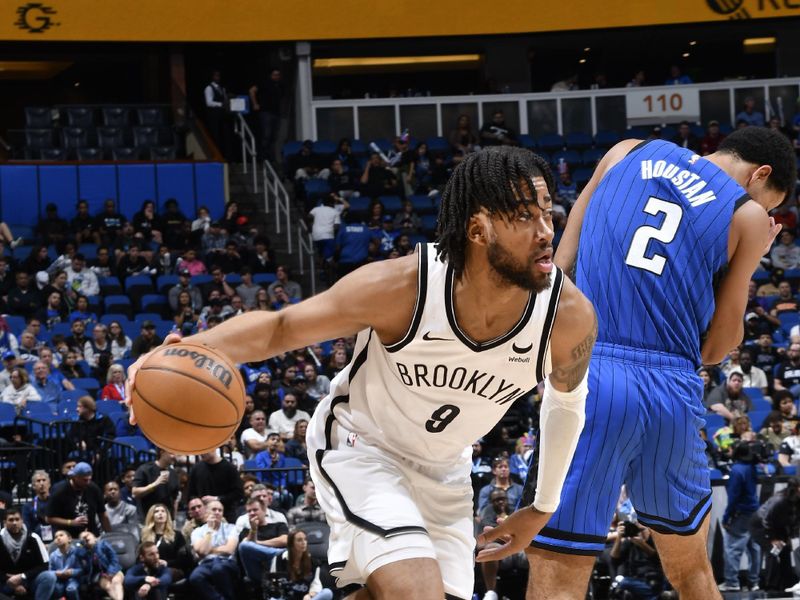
(624, 196), (684, 275)
(425, 404), (461, 433)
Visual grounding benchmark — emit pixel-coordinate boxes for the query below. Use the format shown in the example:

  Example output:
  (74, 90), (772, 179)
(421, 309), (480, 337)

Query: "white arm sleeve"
(532, 372), (588, 513)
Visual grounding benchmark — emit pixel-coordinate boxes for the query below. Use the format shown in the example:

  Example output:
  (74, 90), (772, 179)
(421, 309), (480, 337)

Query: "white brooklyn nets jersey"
(308, 242), (564, 468)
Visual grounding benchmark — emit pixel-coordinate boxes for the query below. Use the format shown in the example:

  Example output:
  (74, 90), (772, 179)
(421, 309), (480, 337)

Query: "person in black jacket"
(46, 462), (111, 540)
(0, 508), (56, 600)
(750, 478), (800, 591)
(123, 541), (172, 600)
(187, 452), (243, 524)
(66, 396), (115, 463)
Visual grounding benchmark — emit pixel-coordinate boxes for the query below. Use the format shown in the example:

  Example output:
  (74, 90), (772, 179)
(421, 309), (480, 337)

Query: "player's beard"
(487, 238), (551, 293)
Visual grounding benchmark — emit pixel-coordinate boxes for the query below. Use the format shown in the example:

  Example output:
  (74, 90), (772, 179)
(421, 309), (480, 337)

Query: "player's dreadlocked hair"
(435, 146), (555, 278)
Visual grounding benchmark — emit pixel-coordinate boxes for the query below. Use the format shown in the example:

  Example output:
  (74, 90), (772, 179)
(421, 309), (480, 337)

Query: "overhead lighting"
(682, 52), (690, 58)
(689, 40), (697, 46)
(583, 47), (590, 52)
(0, 60), (72, 79)
(313, 54), (482, 74)
(579, 58), (587, 64)
(743, 36), (776, 53)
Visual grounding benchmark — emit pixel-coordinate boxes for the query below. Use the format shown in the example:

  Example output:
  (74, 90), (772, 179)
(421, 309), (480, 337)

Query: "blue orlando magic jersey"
(576, 139), (748, 365)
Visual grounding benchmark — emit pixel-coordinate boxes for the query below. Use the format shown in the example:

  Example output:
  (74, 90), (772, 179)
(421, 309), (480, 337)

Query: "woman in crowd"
(698, 367), (716, 404)
(68, 295), (98, 327)
(220, 201), (242, 235)
(100, 364), (126, 402)
(140, 503), (189, 581)
(254, 288), (272, 312)
(60, 351), (86, 380)
(133, 200), (163, 244)
(174, 291), (200, 336)
(448, 113), (478, 163)
(1, 366), (41, 412)
(108, 321), (132, 361)
(269, 529), (334, 600)
(509, 434), (534, 484)
(714, 415), (756, 460)
(285, 419), (309, 465)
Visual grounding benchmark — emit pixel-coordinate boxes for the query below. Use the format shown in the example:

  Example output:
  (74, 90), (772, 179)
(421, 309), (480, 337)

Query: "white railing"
(234, 113), (259, 192)
(311, 77), (800, 139)
(297, 220), (317, 296)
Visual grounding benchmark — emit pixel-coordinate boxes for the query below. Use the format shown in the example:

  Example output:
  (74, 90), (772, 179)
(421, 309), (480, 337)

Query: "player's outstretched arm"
(554, 139), (642, 275)
(477, 278), (596, 562)
(702, 201), (771, 365)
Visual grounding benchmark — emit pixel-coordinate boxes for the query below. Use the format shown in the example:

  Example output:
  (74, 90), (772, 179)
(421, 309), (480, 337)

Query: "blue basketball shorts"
(529, 341), (711, 556)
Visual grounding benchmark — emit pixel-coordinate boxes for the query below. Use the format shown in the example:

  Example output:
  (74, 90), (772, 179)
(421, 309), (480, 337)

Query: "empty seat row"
(25, 106), (170, 129)
(35, 146), (178, 162)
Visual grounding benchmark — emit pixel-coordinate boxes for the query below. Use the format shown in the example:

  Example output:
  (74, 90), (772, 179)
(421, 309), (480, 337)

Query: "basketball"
(130, 342), (245, 455)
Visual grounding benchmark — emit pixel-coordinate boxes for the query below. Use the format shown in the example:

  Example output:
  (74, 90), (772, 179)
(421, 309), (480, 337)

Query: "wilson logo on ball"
(162, 347), (234, 389)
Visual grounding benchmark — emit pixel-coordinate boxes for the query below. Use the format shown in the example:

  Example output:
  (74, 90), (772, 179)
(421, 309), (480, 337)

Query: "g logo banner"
(14, 3), (58, 33)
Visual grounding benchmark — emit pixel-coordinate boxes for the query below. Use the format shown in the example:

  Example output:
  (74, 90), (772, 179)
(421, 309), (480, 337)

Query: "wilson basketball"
(131, 342), (245, 455)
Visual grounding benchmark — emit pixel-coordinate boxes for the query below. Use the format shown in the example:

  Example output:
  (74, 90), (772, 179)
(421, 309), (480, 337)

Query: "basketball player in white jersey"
(126, 146), (597, 600)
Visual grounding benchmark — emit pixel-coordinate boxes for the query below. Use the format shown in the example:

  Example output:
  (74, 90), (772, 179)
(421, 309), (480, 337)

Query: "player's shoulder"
(730, 199), (770, 252)
(552, 274), (596, 343)
(596, 139), (649, 178)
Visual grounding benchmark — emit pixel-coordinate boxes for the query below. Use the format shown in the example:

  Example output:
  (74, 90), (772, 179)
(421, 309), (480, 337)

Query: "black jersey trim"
(529, 540), (604, 557)
(626, 139), (652, 156)
(535, 267), (564, 383)
(444, 263), (536, 352)
(538, 526), (607, 544)
(315, 330), (429, 539)
(635, 492), (712, 527)
(637, 503), (712, 537)
(733, 192), (751, 212)
(445, 594), (469, 600)
(385, 243), (428, 354)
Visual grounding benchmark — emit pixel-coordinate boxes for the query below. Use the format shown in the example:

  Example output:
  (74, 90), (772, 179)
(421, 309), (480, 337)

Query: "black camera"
(621, 521), (640, 538)
(732, 439), (773, 464)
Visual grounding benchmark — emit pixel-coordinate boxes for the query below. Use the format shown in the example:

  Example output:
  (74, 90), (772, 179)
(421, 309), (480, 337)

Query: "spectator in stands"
(285, 419), (308, 464)
(216, 241), (243, 275)
(17, 331), (39, 364)
(779, 422), (800, 467)
(609, 521), (664, 598)
(771, 230), (800, 270)
(333, 138), (359, 173)
(48, 529), (83, 600)
(476, 488), (511, 600)
(334, 221), (373, 278)
(665, 64), (692, 85)
(160, 200), (189, 250)
(736, 97), (766, 127)
(22, 471), (52, 545)
(42, 271), (75, 315)
(1, 366), (41, 411)
(31, 360), (61, 404)
(0, 257), (15, 300)
(133, 200), (163, 245)
(23, 245), (51, 276)
(65, 318), (90, 354)
(550, 74), (578, 91)
(0, 507), (55, 600)
(47, 462), (110, 538)
(67, 295), (97, 327)
(302, 364), (329, 404)
(190, 498), (238, 600)
(249, 236), (275, 274)
(706, 372), (752, 420)
(103, 480), (139, 538)
(67, 396), (115, 462)
(201, 267), (235, 302)
(254, 432), (288, 488)
(287, 478), (324, 525)
(555, 170), (577, 206)
(123, 541), (172, 600)
(36, 203), (69, 246)
(168, 268), (202, 313)
(448, 114), (479, 164)
(249, 67), (284, 162)
(309, 194), (347, 264)
(84, 323), (111, 374)
(100, 364), (126, 402)
(131, 321), (163, 359)
(700, 119), (726, 155)
(175, 249), (206, 278)
(89, 246), (114, 279)
(234, 267), (259, 310)
(760, 411), (786, 449)
(625, 69), (646, 87)
(93, 199), (126, 245)
(117, 245), (153, 281)
(714, 415), (756, 460)
(359, 152), (397, 199)
(774, 390), (798, 432)
(748, 332), (781, 376)
(107, 321), (131, 361)
(328, 159), (359, 201)
(671, 120), (700, 153)
(775, 342), (800, 397)
(734, 349), (769, 395)
(140, 503), (188, 581)
(477, 456), (523, 513)
(201, 222), (228, 259)
(132, 449), (180, 519)
(237, 496), (288, 582)
(0, 352), (14, 390)
(269, 529), (334, 600)
(768, 280), (798, 320)
(240, 410), (272, 459)
(253, 289), (271, 312)
(188, 452), (242, 524)
(35, 291), (66, 331)
(65, 254), (99, 298)
(70, 200), (94, 244)
(7, 272), (42, 320)
(268, 393), (310, 440)
(749, 479), (800, 592)
(181, 497), (206, 542)
(480, 110), (518, 147)
(78, 531), (124, 600)
(59, 351), (85, 381)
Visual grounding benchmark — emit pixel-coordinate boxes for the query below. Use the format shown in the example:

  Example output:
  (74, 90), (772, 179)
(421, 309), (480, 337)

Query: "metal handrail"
(263, 158), (292, 250)
(234, 113), (258, 192)
(297, 220), (316, 296)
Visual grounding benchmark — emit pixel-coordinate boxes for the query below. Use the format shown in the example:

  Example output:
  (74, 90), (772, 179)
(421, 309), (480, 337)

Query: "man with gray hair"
(22, 471), (52, 543)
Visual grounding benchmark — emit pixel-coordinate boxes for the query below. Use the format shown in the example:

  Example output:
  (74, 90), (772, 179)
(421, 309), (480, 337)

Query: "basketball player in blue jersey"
(477, 127), (797, 599)
(126, 147), (597, 600)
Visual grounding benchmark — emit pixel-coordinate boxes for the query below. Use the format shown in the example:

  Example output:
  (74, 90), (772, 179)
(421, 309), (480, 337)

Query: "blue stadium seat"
(537, 134), (565, 153)
(709, 468), (724, 481)
(100, 314), (131, 327)
(5, 316), (25, 335)
(140, 294), (168, 315)
(371, 139), (392, 154)
(582, 148), (606, 166)
(71, 378), (101, 395)
(660, 126), (676, 140)
(133, 313), (162, 329)
(303, 179), (331, 202)
(104, 296), (132, 317)
(22, 403), (55, 420)
(282, 141), (303, 160)
(750, 398), (772, 412)
(572, 168), (593, 187)
(350, 140), (368, 156)
(748, 410), (770, 430)
(624, 127), (649, 139)
(125, 275), (154, 295)
(243, 459), (258, 471)
(99, 277), (123, 296)
(312, 140), (337, 157)
(253, 273), (277, 285)
(51, 322), (72, 337)
(551, 150), (582, 169)
(779, 312), (800, 336)
(751, 271), (770, 284)
(115, 435), (154, 453)
(61, 390), (88, 403)
(0, 404), (17, 427)
(594, 130), (621, 148)
(409, 195), (436, 215)
(379, 195), (403, 213)
(565, 132), (593, 150)
(226, 273), (242, 287)
(77, 243), (98, 260)
(96, 400), (124, 416)
(517, 134), (536, 150)
(425, 137), (449, 154)
(114, 358), (134, 372)
(190, 274), (213, 287)
(156, 275), (179, 294)
(420, 215), (438, 233)
(702, 413), (725, 432)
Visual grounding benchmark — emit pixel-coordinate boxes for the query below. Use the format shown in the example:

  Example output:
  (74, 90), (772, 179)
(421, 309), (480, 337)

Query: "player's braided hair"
(435, 146), (554, 278)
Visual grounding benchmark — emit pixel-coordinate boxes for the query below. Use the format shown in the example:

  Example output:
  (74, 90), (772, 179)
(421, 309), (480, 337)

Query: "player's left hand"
(125, 333), (183, 425)
(763, 217), (781, 255)
(475, 506), (552, 562)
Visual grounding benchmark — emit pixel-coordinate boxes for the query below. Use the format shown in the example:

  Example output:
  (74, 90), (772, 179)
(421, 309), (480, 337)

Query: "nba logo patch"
(346, 432), (358, 447)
